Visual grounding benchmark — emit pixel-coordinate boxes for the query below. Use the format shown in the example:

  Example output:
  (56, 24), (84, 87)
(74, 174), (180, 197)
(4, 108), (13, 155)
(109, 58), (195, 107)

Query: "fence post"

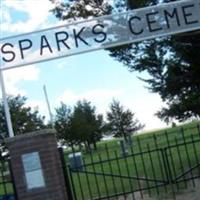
(162, 147), (177, 199)
(197, 124), (200, 137)
(161, 148), (171, 184)
(58, 147), (74, 200)
(8, 158), (18, 200)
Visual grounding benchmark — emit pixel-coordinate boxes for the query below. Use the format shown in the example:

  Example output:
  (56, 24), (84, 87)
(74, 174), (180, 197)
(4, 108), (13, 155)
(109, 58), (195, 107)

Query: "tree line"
(0, 96), (144, 150)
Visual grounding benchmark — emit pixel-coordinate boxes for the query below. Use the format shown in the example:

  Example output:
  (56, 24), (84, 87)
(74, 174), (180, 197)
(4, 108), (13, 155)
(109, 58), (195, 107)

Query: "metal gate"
(64, 129), (200, 200)
(0, 153), (17, 200)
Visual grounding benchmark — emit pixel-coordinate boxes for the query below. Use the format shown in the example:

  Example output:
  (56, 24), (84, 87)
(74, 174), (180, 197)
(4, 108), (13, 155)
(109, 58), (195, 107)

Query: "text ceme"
(0, 0), (199, 69)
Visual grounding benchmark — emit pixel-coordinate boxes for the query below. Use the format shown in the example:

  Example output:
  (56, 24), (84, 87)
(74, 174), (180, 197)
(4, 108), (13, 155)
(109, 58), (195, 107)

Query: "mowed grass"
(66, 121), (200, 200)
(0, 182), (13, 196)
(0, 168), (14, 196)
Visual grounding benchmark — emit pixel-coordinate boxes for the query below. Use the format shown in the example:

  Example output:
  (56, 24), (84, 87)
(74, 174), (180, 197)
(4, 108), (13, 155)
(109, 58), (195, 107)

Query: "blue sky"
(0, 0), (167, 130)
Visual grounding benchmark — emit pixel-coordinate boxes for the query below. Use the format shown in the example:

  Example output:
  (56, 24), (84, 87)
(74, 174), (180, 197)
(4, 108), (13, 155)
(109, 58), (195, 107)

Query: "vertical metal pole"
(8, 158), (18, 200)
(58, 147), (74, 200)
(43, 85), (54, 128)
(0, 70), (14, 138)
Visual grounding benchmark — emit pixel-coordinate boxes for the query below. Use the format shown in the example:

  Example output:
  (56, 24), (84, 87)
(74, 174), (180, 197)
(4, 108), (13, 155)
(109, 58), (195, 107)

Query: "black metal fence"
(0, 155), (17, 200)
(66, 124), (200, 200)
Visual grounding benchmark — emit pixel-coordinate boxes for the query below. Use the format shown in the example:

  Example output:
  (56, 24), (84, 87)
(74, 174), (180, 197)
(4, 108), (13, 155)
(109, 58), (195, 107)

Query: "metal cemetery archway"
(0, 0), (200, 200)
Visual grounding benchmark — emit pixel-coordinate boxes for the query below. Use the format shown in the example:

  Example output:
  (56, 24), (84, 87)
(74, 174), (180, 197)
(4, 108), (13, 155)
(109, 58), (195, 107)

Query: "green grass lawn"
(0, 183), (13, 196)
(0, 162), (14, 196)
(66, 121), (200, 200)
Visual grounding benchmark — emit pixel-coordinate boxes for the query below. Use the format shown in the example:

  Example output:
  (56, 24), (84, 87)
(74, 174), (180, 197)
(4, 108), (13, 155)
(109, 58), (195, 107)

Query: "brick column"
(6, 130), (69, 200)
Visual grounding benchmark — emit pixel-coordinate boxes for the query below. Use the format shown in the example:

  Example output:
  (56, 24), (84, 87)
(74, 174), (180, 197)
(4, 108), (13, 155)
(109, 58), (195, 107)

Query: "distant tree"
(50, 0), (200, 123)
(54, 102), (75, 146)
(0, 95), (46, 137)
(54, 100), (104, 150)
(70, 100), (103, 151)
(90, 113), (104, 149)
(106, 100), (144, 142)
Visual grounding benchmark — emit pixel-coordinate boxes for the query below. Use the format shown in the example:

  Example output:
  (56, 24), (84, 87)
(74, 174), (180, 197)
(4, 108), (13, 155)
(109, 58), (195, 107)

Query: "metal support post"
(0, 70), (14, 137)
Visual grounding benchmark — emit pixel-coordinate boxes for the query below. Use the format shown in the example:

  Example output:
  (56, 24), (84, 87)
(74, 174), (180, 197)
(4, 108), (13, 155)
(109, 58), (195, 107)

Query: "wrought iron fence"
(65, 124), (200, 200)
(0, 154), (17, 200)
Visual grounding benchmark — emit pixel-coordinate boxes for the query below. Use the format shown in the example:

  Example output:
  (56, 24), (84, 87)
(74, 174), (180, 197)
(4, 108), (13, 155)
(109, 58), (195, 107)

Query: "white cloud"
(123, 93), (167, 131)
(1, 7), (11, 23)
(56, 88), (166, 131)
(2, 65), (40, 96)
(56, 88), (123, 113)
(1, 0), (56, 33)
(26, 99), (47, 116)
(56, 62), (65, 69)
(57, 88), (122, 103)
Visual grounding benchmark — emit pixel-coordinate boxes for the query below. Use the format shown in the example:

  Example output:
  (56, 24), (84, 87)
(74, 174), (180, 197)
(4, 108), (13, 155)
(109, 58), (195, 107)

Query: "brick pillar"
(6, 130), (69, 200)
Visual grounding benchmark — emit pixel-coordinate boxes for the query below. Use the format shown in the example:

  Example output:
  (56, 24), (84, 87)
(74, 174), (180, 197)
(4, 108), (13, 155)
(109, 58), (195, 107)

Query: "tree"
(49, 0), (112, 21)
(50, 0), (200, 123)
(0, 95), (46, 137)
(54, 102), (75, 146)
(110, 32), (200, 124)
(54, 100), (104, 150)
(106, 100), (144, 142)
(70, 100), (103, 150)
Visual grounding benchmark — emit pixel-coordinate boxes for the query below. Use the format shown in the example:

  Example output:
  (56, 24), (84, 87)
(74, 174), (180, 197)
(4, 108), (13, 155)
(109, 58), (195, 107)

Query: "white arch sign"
(0, 0), (200, 71)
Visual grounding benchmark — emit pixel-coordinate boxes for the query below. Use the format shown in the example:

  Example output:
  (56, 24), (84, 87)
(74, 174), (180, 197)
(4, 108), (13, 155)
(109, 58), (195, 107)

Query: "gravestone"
(127, 134), (133, 147)
(119, 139), (129, 157)
(68, 152), (84, 171)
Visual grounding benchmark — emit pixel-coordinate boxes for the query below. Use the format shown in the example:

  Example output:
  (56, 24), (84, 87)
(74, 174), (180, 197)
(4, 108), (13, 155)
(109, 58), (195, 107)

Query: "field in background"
(66, 120), (200, 200)
(66, 120), (200, 162)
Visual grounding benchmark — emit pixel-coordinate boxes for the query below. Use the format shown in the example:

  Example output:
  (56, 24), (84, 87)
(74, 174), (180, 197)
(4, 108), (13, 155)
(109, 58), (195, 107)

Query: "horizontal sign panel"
(0, 0), (200, 70)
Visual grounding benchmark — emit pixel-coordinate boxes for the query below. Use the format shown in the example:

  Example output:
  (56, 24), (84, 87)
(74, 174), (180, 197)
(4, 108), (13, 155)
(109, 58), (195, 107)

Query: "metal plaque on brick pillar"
(6, 130), (69, 200)
(22, 152), (45, 190)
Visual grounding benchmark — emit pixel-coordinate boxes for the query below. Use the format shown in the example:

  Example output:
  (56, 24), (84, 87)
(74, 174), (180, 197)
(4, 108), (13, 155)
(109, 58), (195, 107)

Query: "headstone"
(127, 134), (133, 147)
(119, 139), (129, 156)
(68, 152), (84, 172)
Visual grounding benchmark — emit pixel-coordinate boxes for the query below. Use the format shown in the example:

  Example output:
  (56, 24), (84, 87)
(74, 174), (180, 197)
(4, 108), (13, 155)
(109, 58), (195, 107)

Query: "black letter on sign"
(146, 11), (162, 32)
(55, 31), (70, 51)
(1, 43), (16, 62)
(128, 16), (143, 35)
(92, 24), (107, 43)
(40, 35), (53, 55)
(19, 39), (33, 59)
(164, 8), (180, 29)
(73, 27), (89, 48)
(182, 4), (199, 25)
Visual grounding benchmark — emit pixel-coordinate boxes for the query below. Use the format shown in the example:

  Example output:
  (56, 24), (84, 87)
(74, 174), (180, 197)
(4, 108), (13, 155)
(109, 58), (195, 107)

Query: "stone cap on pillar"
(6, 129), (56, 144)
